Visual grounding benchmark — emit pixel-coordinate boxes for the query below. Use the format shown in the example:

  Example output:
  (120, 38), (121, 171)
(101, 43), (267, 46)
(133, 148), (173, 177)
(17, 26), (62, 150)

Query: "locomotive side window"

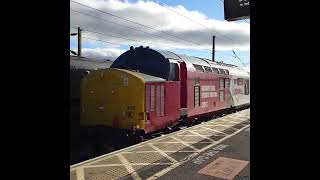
(156, 84), (165, 117)
(145, 85), (151, 112)
(219, 90), (224, 101)
(194, 86), (200, 107)
(156, 85), (161, 116)
(150, 85), (155, 111)
(160, 84), (165, 116)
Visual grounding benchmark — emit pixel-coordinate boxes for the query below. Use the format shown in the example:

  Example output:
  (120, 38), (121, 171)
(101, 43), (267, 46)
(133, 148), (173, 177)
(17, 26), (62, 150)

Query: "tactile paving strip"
(128, 145), (156, 152)
(122, 152), (172, 164)
(90, 156), (121, 166)
(173, 135), (206, 143)
(151, 142), (193, 152)
(84, 166), (129, 180)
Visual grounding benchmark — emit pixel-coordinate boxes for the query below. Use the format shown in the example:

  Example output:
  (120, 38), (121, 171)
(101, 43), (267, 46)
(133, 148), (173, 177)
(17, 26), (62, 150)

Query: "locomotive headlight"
(97, 105), (104, 112)
(138, 112), (144, 120)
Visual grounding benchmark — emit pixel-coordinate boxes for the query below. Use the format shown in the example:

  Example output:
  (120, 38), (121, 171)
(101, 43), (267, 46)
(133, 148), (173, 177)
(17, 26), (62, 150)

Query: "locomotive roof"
(135, 71), (166, 82)
(157, 50), (211, 66)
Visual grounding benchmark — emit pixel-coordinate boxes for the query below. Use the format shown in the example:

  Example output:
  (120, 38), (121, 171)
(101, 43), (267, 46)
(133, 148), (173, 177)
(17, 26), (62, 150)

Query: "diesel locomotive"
(80, 46), (250, 141)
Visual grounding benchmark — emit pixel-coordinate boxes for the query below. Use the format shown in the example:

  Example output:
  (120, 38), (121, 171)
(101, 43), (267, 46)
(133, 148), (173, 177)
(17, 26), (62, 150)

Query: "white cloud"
(70, 0), (250, 58)
(71, 47), (125, 60)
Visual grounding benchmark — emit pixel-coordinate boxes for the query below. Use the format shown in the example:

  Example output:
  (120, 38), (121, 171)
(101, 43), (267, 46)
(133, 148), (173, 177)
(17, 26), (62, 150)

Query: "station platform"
(70, 108), (250, 180)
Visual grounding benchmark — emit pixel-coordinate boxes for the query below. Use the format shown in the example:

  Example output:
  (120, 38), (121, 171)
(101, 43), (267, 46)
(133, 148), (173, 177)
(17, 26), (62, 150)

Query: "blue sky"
(70, 0), (250, 68)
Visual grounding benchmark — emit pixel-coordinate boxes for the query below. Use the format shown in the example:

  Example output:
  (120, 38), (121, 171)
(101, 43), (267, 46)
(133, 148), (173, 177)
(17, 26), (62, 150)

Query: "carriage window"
(218, 68), (225, 74)
(234, 79), (237, 85)
(194, 86), (200, 107)
(219, 90), (224, 101)
(211, 67), (219, 74)
(204, 66), (212, 73)
(195, 77), (200, 85)
(238, 78), (244, 85)
(225, 78), (230, 88)
(225, 70), (229, 75)
(244, 80), (250, 95)
(220, 78), (224, 89)
(193, 64), (204, 72)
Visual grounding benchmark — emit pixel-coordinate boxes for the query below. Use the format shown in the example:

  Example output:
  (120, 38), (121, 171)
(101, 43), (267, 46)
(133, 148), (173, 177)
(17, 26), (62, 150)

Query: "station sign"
(224, 0), (250, 21)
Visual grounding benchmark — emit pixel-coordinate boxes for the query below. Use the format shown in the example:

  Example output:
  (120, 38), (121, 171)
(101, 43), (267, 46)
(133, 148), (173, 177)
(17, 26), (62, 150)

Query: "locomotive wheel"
(126, 131), (144, 145)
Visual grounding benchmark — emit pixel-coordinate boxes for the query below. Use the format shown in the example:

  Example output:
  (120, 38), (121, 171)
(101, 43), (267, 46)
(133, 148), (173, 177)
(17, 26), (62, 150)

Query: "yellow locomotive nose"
(80, 68), (145, 130)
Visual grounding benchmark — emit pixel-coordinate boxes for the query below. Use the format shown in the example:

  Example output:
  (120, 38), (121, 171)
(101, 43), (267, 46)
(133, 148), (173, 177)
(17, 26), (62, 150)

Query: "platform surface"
(70, 108), (250, 180)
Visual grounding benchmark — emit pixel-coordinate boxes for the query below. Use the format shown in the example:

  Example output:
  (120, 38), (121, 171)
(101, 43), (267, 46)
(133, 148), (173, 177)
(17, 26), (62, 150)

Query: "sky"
(70, 0), (250, 70)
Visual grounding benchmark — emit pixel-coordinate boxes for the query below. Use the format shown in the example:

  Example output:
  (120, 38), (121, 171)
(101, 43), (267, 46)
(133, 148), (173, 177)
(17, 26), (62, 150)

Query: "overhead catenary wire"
(81, 34), (234, 59)
(71, 8), (216, 55)
(70, 9), (181, 44)
(81, 36), (206, 58)
(71, 1), (245, 58)
(72, 26), (181, 50)
(70, 0), (249, 66)
(71, 0), (203, 46)
(79, 34), (247, 66)
(151, 0), (237, 44)
(152, 0), (249, 65)
(232, 50), (247, 67)
(71, 26), (235, 58)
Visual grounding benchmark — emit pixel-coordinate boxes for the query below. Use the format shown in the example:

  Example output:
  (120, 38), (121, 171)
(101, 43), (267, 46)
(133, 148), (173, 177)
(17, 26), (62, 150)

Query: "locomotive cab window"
(168, 63), (179, 81)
